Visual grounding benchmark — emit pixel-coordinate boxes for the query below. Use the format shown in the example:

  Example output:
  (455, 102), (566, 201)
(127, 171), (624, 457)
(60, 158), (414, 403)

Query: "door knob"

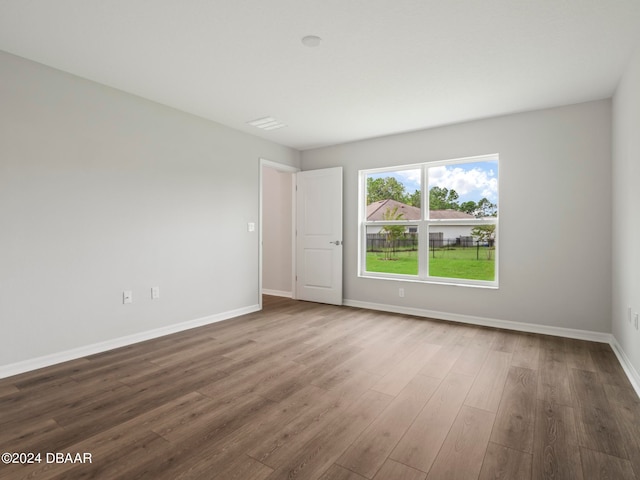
(329, 240), (342, 246)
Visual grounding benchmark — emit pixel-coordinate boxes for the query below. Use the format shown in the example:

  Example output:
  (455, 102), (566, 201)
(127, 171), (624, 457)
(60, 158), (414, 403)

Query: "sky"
(369, 160), (498, 204)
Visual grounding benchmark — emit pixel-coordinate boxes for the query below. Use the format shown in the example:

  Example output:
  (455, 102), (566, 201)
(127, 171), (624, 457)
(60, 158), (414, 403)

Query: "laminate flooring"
(1, 296), (639, 479)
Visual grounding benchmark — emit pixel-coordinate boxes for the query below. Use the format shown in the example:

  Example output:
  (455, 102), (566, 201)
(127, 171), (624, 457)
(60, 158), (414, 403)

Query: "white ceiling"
(1, 1), (640, 151)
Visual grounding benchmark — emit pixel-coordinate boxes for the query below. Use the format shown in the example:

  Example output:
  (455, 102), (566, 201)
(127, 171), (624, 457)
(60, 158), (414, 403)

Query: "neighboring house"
(366, 199), (421, 230)
(428, 209), (477, 245)
(366, 200), (476, 244)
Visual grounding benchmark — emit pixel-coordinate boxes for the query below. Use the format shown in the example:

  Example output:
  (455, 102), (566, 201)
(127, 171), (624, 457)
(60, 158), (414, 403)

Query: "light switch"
(123, 290), (133, 304)
(151, 286), (160, 299)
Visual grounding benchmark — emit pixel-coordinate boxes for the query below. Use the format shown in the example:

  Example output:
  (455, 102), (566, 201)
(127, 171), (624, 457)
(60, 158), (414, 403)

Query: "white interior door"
(295, 167), (343, 305)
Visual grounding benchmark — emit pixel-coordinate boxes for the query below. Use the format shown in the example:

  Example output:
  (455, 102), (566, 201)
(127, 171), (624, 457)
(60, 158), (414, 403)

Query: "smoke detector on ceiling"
(301, 35), (322, 47)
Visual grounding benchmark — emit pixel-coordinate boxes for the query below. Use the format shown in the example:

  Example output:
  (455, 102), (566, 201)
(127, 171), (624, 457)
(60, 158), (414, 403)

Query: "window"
(359, 154), (498, 287)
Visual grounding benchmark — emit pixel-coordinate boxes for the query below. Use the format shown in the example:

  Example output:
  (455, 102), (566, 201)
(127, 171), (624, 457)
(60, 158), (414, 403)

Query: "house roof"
(367, 200), (421, 221)
(428, 209), (476, 220)
(366, 201), (476, 221)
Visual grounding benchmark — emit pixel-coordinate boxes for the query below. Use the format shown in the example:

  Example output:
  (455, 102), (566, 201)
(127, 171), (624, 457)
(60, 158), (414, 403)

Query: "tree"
(471, 224), (496, 259)
(429, 186), (460, 210)
(459, 200), (477, 215)
(380, 207), (406, 260)
(367, 177), (407, 204)
(475, 198), (497, 217)
(445, 196), (497, 217)
(407, 190), (421, 208)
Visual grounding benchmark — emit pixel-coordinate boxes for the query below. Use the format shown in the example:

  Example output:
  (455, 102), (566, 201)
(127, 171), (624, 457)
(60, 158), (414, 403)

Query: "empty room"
(2, 1), (640, 479)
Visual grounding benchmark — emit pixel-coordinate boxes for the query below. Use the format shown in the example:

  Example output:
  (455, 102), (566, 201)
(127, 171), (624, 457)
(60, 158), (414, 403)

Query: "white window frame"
(358, 154), (499, 288)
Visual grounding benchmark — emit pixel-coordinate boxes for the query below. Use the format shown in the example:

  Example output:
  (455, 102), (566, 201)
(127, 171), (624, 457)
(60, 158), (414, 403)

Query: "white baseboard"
(262, 289), (293, 298)
(0, 304), (260, 379)
(344, 298), (640, 398)
(609, 337), (640, 397)
(343, 299), (612, 343)
(6, 298), (640, 401)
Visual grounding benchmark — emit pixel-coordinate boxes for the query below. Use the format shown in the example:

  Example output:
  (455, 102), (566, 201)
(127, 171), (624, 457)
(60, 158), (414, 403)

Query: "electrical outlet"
(399, 288), (405, 298)
(123, 290), (133, 304)
(634, 313), (638, 330)
(151, 286), (160, 299)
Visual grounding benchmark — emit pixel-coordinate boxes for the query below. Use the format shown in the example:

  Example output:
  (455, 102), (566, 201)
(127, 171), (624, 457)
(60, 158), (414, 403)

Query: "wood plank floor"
(1, 295), (639, 479)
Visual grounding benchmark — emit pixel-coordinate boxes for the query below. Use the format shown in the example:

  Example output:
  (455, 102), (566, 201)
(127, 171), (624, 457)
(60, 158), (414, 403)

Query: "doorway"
(259, 159), (298, 308)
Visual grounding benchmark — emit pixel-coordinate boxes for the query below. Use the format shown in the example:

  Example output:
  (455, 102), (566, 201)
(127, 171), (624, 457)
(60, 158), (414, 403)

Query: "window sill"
(359, 272), (499, 289)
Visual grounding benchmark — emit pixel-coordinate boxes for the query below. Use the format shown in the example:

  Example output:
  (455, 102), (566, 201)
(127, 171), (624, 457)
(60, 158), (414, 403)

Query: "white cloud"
(482, 178), (498, 199)
(429, 165), (498, 201)
(372, 163), (498, 202)
(394, 169), (421, 192)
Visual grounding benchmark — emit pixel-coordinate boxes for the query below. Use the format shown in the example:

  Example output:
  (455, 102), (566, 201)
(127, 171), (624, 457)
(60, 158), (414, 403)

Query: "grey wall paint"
(612, 47), (640, 372)
(262, 166), (293, 294)
(0, 51), (300, 367)
(302, 100), (612, 333)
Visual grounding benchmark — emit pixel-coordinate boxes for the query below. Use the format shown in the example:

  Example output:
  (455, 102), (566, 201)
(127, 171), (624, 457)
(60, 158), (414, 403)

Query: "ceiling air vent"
(247, 116), (286, 131)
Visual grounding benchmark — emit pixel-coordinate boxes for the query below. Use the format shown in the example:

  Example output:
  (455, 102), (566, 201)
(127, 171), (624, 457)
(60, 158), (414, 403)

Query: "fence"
(366, 233), (418, 252)
(366, 233), (493, 251)
(366, 233), (495, 259)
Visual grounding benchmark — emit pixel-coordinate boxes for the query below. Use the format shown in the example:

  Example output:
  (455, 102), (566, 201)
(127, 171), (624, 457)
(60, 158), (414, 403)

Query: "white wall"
(302, 100), (612, 333)
(430, 225), (475, 241)
(612, 47), (640, 374)
(0, 51), (300, 370)
(262, 166), (293, 296)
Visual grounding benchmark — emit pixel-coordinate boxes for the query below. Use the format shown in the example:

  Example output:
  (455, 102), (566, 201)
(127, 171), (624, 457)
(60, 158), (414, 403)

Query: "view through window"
(361, 155), (498, 286)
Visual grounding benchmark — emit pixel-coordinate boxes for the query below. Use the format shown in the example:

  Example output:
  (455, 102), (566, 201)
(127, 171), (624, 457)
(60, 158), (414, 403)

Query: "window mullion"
(420, 165), (428, 279)
(418, 221), (428, 279)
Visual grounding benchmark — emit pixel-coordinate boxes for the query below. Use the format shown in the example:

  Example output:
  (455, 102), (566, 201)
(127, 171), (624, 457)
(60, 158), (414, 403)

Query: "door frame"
(259, 158), (300, 310)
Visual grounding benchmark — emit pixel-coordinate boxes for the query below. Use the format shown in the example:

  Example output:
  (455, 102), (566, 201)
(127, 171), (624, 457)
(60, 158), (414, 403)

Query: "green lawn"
(366, 247), (495, 281)
(366, 251), (419, 275)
